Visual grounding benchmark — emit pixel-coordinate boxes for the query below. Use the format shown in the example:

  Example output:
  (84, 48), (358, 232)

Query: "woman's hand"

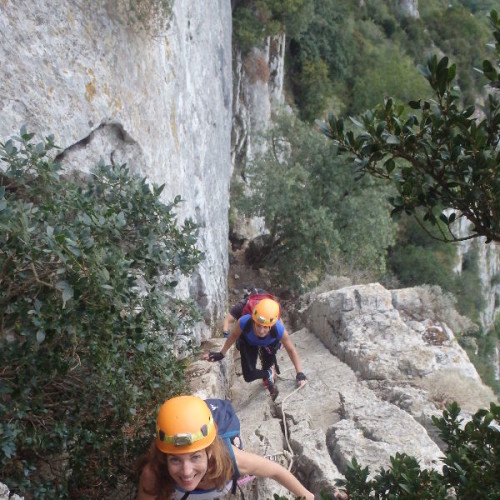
(204, 351), (224, 362)
(296, 371), (307, 388)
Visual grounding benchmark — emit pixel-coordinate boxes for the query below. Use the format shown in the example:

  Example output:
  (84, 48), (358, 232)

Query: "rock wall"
(394, 0), (419, 18)
(231, 34), (286, 242)
(0, 0), (233, 337)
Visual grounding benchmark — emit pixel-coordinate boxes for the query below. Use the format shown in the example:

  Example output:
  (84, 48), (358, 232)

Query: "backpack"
(205, 398), (242, 451)
(240, 288), (281, 319)
(204, 399), (242, 495)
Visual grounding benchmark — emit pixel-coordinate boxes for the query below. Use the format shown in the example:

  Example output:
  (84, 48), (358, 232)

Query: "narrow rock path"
(193, 317), (444, 499)
(226, 328), (351, 499)
(190, 251), (464, 498)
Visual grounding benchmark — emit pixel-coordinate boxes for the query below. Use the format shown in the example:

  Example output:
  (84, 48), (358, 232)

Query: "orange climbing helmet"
(252, 297), (280, 327)
(156, 395), (216, 454)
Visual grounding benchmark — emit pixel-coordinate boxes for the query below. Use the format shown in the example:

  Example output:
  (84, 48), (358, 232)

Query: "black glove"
(296, 372), (307, 382)
(208, 351), (224, 362)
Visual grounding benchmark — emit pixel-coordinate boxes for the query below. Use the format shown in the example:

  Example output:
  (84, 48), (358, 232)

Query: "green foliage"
(318, 15), (500, 244)
(435, 401), (500, 497)
(287, 1), (357, 111)
(282, 0), (496, 119)
(388, 215), (457, 288)
(338, 454), (447, 499)
(389, 243), (457, 291)
(0, 129), (202, 497)
(292, 58), (332, 122)
(350, 43), (431, 115)
(236, 112), (396, 291)
(457, 0), (500, 14)
(233, 0), (313, 53)
(266, 0), (315, 38)
(329, 402), (500, 499)
(453, 244), (486, 321)
(399, 17), (433, 62)
(233, 6), (273, 55)
(423, 6), (490, 104)
(104, 0), (174, 33)
(287, 0), (435, 119)
(463, 328), (500, 394)
(388, 214), (489, 323)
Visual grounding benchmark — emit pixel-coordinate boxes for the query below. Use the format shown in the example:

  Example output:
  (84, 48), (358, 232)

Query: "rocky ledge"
(189, 282), (497, 499)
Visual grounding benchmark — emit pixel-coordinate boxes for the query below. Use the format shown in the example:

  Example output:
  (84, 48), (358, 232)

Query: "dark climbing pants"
(238, 337), (276, 383)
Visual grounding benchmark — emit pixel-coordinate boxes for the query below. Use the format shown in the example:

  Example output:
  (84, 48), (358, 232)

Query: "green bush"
(233, 0), (313, 54)
(330, 402), (500, 499)
(274, 402), (500, 499)
(237, 111), (396, 291)
(462, 328), (500, 394)
(287, 1), (357, 86)
(350, 40), (432, 115)
(0, 128), (202, 498)
(423, 6), (490, 104)
(105, 0), (174, 33)
(388, 215), (458, 292)
(293, 57), (332, 121)
(453, 244), (487, 322)
(283, 0), (494, 119)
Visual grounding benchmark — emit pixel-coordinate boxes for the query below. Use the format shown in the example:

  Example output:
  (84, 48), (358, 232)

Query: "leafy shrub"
(0, 128), (202, 498)
(237, 111), (396, 291)
(274, 402), (500, 499)
(330, 402), (500, 499)
(233, 0), (313, 54)
(388, 215), (459, 292)
(105, 0), (174, 34)
(233, 5), (272, 54)
(423, 5), (490, 104)
(292, 57), (332, 121)
(285, 0), (436, 116)
(349, 40), (432, 115)
(463, 328), (500, 395)
(287, 0), (357, 112)
(283, 0), (493, 120)
(453, 244), (487, 323)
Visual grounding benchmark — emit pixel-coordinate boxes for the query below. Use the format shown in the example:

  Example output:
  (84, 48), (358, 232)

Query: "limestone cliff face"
(0, 0), (233, 338)
(231, 35), (286, 241)
(394, 0), (419, 18)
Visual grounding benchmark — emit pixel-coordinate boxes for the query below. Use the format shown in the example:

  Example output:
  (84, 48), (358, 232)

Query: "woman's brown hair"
(136, 436), (235, 499)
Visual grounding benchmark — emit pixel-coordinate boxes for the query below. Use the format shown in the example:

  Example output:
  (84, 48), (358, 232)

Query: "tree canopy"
(237, 112), (396, 291)
(318, 10), (500, 244)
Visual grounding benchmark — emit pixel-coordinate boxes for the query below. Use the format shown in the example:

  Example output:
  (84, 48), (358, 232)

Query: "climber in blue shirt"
(206, 298), (307, 395)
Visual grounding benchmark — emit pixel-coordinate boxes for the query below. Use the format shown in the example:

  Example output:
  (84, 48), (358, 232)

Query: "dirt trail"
(227, 248), (270, 300)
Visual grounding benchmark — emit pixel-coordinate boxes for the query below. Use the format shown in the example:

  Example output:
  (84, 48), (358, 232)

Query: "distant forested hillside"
(234, 0), (500, 120)
(288, 0), (500, 120)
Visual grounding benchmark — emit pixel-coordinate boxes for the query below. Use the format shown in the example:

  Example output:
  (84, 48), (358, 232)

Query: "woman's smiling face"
(166, 450), (209, 491)
(254, 322), (271, 338)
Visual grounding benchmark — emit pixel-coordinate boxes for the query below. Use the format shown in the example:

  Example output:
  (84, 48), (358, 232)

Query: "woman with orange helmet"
(206, 297), (307, 395)
(136, 395), (315, 500)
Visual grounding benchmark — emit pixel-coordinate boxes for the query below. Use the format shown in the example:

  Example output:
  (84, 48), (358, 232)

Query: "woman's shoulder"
(274, 320), (285, 336)
(239, 314), (252, 328)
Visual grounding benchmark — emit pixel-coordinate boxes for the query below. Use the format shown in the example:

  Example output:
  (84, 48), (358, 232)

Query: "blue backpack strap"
(241, 316), (281, 344)
(204, 399), (241, 479)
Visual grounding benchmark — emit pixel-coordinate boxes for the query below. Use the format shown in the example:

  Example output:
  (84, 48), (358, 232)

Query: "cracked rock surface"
(191, 283), (497, 499)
